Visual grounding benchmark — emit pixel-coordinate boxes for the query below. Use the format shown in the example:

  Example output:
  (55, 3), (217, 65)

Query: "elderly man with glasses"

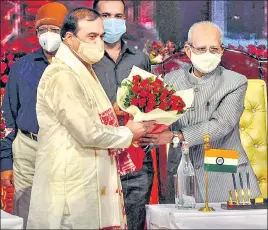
(1, 2), (68, 228)
(140, 21), (261, 203)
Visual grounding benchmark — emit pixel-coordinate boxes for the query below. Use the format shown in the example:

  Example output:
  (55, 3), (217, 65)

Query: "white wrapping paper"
(117, 66), (194, 125)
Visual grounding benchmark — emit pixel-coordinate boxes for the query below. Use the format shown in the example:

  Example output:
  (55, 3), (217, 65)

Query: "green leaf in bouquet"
(124, 101), (131, 107)
(129, 89), (135, 96)
(165, 84), (174, 91)
(123, 96), (131, 108)
(149, 76), (155, 82)
(121, 79), (132, 87)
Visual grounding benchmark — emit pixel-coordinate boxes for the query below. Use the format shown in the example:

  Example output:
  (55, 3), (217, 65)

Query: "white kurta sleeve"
(44, 70), (133, 148)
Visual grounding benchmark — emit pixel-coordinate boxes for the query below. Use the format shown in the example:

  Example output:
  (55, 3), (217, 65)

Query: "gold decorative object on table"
(199, 134), (215, 212)
(221, 172), (268, 210)
(232, 173), (239, 205)
(228, 190), (233, 205)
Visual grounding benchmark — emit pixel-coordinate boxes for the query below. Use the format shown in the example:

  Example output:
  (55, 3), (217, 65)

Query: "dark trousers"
(120, 152), (154, 230)
(161, 171), (176, 204)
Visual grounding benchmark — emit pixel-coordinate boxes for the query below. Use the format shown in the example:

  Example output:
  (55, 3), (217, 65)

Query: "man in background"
(93, 1), (153, 229)
(0, 2), (68, 227)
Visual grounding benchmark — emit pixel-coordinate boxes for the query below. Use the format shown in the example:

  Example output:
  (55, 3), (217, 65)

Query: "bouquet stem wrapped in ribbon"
(117, 66), (194, 138)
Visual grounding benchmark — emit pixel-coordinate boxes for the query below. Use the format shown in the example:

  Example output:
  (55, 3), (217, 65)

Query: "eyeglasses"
(188, 44), (224, 55)
(37, 27), (61, 35)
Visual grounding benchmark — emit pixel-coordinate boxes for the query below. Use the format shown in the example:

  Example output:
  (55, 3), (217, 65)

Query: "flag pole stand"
(199, 171), (215, 212)
(199, 134), (215, 212)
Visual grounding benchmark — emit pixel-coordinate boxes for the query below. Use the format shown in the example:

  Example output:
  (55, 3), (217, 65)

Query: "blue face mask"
(103, 18), (126, 44)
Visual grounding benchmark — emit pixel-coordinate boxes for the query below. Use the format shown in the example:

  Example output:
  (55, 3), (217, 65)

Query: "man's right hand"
(1, 170), (14, 187)
(113, 102), (126, 117)
(126, 120), (155, 141)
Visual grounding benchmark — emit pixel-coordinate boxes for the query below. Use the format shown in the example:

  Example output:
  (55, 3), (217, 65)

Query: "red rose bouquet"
(117, 66), (194, 134)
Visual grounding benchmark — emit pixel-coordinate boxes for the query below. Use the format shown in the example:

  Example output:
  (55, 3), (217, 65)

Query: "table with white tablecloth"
(146, 203), (267, 229)
(1, 210), (23, 229)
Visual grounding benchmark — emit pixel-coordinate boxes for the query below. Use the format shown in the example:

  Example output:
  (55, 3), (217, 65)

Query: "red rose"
(132, 75), (141, 85)
(167, 98), (173, 106)
(160, 88), (169, 101)
(170, 95), (179, 102)
(140, 78), (150, 87)
(0, 120), (5, 130)
(153, 86), (161, 94)
(177, 106), (184, 113)
(133, 80), (138, 85)
(162, 88), (169, 96)
(148, 93), (156, 101)
(159, 102), (168, 111)
(138, 98), (147, 108)
(152, 81), (161, 89)
(170, 103), (178, 111)
(145, 106), (154, 113)
(133, 75), (141, 81)
(1, 75), (8, 84)
(131, 98), (139, 106)
(0, 130), (6, 139)
(144, 84), (152, 92)
(160, 94), (167, 101)
(1, 62), (7, 74)
(247, 45), (257, 55)
(8, 60), (14, 67)
(177, 96), (186, 107)
(147, 101), (156, 112)
(139, 90), (148, 97)
(262, 50), (268, 58)
(155, 78), (163, 86)
(7, 53), (14, 61)
(132, 85), (141, 94)
(255, 49), (267, 58)
(228, 44), (235, 49)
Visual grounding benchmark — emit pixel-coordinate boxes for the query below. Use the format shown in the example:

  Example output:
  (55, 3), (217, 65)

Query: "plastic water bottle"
(176, 141), (196, 209)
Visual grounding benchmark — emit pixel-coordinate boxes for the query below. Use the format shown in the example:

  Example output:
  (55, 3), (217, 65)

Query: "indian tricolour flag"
(204, 149), (238, 173)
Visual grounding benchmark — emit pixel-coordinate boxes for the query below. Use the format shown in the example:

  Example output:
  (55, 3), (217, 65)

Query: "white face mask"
(74, 37), (104, 64)
(38, 31), (62, 53)
(190, 51), (222, 74)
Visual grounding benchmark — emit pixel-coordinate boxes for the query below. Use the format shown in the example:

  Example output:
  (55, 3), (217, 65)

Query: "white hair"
(187, 21), (223, 44)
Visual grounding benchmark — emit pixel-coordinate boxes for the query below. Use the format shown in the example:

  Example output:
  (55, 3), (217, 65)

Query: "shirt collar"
(187, 65), (220, 84)
(104, 40), (136, 57)
(33, 48), (48, 62)
(120, 40), (136, 55)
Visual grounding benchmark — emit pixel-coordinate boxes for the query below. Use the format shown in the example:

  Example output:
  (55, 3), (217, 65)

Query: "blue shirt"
(1, 48), (49, 172)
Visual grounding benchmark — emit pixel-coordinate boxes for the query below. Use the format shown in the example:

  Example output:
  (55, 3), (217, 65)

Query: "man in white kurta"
(27, 7), (153, 229)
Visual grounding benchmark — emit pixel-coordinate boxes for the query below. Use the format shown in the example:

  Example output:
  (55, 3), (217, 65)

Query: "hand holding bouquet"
(117, 66), (194, 135)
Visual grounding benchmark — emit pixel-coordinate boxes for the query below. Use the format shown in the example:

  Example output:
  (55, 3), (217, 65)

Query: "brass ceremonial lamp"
(199, 134), (215, 212)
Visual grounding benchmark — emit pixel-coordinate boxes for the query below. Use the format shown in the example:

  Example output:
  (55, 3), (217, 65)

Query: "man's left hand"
(139, 130), (174, 146)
